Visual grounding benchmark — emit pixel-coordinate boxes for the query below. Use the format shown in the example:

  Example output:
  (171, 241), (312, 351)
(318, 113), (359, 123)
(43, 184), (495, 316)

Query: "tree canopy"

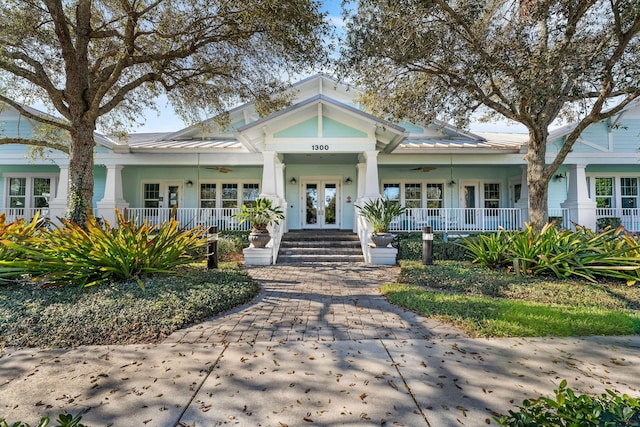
(341, 0), (640, 228)
(0, 0), (330, 223)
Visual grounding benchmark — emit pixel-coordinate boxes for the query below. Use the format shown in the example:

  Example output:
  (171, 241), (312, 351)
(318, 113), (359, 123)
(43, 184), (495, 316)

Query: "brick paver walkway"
(166, 262), (464, 344)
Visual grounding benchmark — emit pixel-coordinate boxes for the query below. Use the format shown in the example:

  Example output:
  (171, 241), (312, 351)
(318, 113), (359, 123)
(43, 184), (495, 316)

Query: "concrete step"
(277, 253), (364, 263)
(277, 230), (364, 263)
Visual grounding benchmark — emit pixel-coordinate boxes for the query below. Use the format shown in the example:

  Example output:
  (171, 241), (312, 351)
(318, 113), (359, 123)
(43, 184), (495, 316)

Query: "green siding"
(322, 117), (367, 138)
(613, 119), (640, 152)
(275, 117), (318, 138)
(121, 166), (262, 208)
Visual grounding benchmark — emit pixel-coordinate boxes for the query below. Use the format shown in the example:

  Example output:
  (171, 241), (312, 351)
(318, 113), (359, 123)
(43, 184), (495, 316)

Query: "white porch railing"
(123, 208), (251, 231)
(388, 208), (524, 233)
(548, 208), (571, 230)
(1, 208), (49, 223)
(596, 208), (640, 232)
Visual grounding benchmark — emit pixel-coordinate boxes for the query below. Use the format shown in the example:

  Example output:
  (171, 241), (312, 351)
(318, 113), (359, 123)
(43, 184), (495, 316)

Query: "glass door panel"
(305, 183), (319, 226)
(324, 184), (337, 225)
(463, 184), (478, 226)
(303, 180), (339, 229)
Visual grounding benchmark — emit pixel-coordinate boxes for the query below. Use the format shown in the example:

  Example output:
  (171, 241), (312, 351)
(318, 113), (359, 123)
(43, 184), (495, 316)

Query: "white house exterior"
(1, 75), (639, 263)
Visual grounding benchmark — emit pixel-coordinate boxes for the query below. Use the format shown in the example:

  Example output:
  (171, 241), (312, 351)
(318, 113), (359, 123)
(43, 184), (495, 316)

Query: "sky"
(125, 0), (527, 135)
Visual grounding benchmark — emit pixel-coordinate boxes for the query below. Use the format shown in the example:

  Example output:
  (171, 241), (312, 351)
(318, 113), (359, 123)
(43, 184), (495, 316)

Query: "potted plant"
(356, 198), (406, 247)
(234, 197), (285, 248)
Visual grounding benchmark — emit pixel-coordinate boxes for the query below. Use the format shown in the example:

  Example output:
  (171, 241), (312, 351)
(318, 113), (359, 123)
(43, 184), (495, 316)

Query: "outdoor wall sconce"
(554, 173), (565, 181)
(186, 180), (194, 187)
(448, 180), (456, 186)
(289, 177), (297, 185)
(345, 177), (353, 184)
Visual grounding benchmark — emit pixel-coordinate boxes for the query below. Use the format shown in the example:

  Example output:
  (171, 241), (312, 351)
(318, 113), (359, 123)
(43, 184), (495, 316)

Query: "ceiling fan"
(410, 166), (435, 172)
(205, 166), (233, 173)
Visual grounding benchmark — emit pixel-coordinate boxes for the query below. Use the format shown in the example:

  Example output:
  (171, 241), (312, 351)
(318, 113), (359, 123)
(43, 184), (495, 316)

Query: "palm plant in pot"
(234, 197), (285, 248)
(356, 198), (406, 247)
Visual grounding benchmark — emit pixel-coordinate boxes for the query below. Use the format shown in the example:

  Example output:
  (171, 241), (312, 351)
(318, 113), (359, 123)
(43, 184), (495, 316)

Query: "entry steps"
(277, 230), (364, 263)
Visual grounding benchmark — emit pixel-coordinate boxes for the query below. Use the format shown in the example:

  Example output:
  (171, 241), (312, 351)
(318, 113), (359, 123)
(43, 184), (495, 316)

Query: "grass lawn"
(0, 262), (259, 349)
(382, 260), (640, 337)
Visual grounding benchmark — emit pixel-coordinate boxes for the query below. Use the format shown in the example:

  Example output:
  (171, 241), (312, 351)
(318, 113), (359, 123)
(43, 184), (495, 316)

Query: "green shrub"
(396, 233), (471, 261)
(598, 217), (622, 231)
(0, 210), (206, 287)
(497, 379), (640, 426)
(461, 223), (640, 285)
(0, 263), (259, 348)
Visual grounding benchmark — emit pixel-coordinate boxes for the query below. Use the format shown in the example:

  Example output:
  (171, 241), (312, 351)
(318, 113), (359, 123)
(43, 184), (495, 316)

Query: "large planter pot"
(249, 230), (272, 248)
(370, 232), (395, 248)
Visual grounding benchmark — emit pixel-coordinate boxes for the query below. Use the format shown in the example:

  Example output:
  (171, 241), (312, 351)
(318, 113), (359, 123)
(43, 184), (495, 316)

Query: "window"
(221, 183), (238, 208)
(484, 183), (500, 214)
(426, 184), (443, 208)
(200, 183), (216, 208)
(621, 178), (638, 209)
(5, 175), (55, 213)
(143, 183), (160, 208)
(382, 183), (400, 203)
(242, 183), (260, 207)
(595, 178), (614, 208)
(9, 178), (26, 208)
(404, 183), (421, 208)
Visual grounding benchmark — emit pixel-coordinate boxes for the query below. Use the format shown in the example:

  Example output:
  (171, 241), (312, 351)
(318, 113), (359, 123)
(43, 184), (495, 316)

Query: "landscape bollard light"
(207, 226), (218, 269)
(422, 226), (434, 265)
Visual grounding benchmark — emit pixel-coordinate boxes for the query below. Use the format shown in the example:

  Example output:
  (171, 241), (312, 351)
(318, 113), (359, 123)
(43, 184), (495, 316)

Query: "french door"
(303, 180), (340, 229)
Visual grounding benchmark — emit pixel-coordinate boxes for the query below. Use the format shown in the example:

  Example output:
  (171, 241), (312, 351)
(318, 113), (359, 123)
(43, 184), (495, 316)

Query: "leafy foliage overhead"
(342, 0), (640, 228)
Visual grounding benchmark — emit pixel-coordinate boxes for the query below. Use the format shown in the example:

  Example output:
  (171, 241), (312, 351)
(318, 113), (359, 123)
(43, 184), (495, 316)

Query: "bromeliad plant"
(0, 209), (206, 288)
(233, 197), (285, 232)
(355, 198), (406, 233)
(461, 223), (640, 285)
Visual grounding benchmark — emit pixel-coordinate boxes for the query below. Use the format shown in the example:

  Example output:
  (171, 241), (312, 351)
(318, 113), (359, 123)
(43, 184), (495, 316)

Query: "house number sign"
(311, 144), (330, 151)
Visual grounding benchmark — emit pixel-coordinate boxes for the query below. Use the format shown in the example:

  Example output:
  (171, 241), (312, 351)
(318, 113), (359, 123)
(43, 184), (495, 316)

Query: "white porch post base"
(96, 200), (130, 225)
(367, 247), (398, 265)
(243, 247), (273, 266)
(560, 200), (597, 231)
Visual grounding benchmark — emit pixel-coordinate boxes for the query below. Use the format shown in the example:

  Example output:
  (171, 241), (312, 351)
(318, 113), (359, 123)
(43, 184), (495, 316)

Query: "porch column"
(259, 151), (279, 200)
(49, 163), (69, 221)
(561, 164), (596, 230)
(513, 165), (529, 226)
(96, 165), (129, 225)
(362, 150), (381, 200)
(354, 163), (366, 231)
(275, 162), (288, 232)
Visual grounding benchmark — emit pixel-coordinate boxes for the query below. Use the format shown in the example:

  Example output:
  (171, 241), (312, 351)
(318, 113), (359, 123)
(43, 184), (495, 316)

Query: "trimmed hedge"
(395, 232), (467, 261)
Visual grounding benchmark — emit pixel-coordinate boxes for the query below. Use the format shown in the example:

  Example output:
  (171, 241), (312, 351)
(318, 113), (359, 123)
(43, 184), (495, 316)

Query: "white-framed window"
(620, 177), (638, 209)
(143, 183), (161, 208)
(382, 183), (400, 204)
(404, 183), (421, 208)
(198, 182), (260, 208)
(242, 183), (260, 208)
(426, 183), (443, 208)
(382, 181), (446, 208)
(483, 183), (501, 215)
(4, 174), (57, 212)
(200, 183), (216, 208)
(595, 177), (614, 208)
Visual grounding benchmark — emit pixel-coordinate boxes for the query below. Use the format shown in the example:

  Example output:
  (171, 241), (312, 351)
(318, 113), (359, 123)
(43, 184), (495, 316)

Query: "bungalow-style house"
(1, 75), (639, 264)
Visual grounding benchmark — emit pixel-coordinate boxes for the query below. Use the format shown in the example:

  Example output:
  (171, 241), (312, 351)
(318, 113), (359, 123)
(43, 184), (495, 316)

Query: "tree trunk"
(524, 128), (551, 230)
(66, 119), (96, 225)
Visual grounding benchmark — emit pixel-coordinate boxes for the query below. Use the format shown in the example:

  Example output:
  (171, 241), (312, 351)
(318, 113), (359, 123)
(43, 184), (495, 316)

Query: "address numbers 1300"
(311, 144), (330, 151)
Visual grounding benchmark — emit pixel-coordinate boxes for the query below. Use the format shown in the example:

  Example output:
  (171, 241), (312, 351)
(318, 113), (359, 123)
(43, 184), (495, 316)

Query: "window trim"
(197, 180), (261, 209)
(3, 173), (58, 210)
(381, 180), (447, 208)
